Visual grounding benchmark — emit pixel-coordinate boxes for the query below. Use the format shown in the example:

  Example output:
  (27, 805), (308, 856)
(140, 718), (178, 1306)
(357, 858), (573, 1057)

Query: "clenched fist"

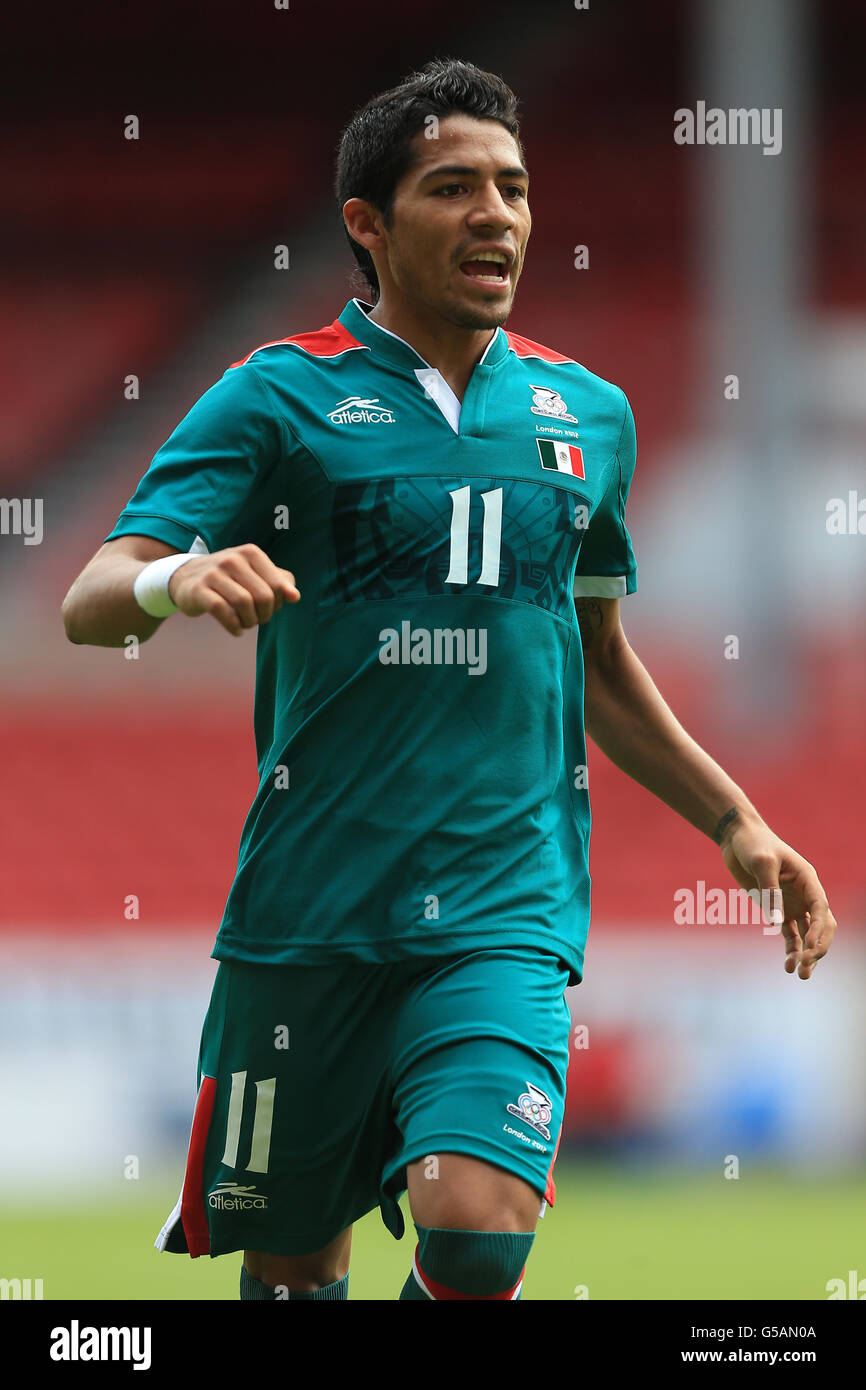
(168, 542), (300, 636)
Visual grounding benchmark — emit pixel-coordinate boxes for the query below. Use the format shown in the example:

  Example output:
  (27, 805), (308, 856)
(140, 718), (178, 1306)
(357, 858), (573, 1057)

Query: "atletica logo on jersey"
(529, 384), (579, 424)
(506, 1082), (553, 1140)
(536, 437), (585, 478)
(207, 1182), (268, 1211)
(328, 395), (396, 424)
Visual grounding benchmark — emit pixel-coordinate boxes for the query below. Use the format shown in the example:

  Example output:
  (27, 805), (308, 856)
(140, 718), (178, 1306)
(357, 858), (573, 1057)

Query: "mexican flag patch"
(536, 438), (584, 478)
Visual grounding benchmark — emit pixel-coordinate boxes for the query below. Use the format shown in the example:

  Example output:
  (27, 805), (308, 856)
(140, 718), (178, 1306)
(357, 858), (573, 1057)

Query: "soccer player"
(61, 58), (837, 1302)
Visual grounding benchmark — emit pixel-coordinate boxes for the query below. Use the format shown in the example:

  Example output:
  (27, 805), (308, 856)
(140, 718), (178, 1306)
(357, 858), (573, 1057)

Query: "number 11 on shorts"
(221, 1071), (276, 1174)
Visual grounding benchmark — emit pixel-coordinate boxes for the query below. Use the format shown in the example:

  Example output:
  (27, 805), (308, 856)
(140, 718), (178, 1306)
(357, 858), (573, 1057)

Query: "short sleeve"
(572, 390), (638, 598)
(103, 361), (284, 553)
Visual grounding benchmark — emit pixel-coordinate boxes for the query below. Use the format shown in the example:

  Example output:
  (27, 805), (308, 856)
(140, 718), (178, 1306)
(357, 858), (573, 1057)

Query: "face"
(374, 113), (531, 329)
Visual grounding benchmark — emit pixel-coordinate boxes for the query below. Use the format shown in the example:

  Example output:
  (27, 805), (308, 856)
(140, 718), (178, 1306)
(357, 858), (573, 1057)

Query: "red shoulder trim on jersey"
(505, 330), (576, 364)
(229, 320), (368, 369)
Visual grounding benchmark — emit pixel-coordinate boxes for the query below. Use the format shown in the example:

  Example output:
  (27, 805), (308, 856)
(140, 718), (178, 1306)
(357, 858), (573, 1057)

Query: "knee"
(417, 1188), (540, 1232)
(408, 1154), (544, 1233)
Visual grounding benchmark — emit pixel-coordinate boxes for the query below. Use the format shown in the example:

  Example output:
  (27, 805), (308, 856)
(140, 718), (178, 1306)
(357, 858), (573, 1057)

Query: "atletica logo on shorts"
(506, 1082), (553, 1141)
(207, 1182), (268, 1211)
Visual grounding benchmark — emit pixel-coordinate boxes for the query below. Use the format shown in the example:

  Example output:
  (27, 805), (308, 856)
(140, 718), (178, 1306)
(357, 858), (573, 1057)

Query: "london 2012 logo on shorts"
(506, 1082), (553, 1140)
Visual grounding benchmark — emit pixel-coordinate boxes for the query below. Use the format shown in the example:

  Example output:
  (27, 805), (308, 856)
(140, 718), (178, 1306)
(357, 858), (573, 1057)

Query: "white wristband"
(133, 552), (198, 618)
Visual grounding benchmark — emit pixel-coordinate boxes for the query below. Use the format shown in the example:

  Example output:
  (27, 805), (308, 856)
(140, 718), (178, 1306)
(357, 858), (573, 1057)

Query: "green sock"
(399, 1268), (430, 1300)
(400, 1227), (534, 1300)
(240, 1266), (348, 1300)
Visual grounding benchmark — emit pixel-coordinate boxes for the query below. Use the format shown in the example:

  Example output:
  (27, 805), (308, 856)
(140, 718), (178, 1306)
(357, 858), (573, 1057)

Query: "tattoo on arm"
(574, 598), (604, 650)
(712, 806), (739, 844)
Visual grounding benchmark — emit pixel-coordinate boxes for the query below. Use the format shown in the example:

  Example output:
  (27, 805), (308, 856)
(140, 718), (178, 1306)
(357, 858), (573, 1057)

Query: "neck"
(365, 293), (498, 402)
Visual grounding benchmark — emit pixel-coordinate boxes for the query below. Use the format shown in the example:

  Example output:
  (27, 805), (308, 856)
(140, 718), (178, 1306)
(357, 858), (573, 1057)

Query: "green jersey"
(106, 297), (638, 983)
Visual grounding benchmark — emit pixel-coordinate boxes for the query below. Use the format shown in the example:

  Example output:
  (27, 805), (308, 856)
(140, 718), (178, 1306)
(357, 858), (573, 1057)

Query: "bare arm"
(576, 596), (758, 843)
(61, 535), (300, 648)
(61, 535), (179, 647)
(576, 594), (837, 978)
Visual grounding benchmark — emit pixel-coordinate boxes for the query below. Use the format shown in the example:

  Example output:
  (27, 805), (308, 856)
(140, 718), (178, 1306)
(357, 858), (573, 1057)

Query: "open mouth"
(458, 254), (511, 287)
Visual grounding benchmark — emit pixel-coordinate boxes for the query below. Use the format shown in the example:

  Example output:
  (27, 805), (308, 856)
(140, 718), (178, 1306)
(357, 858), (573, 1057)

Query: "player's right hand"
(167, 542), (300, 636)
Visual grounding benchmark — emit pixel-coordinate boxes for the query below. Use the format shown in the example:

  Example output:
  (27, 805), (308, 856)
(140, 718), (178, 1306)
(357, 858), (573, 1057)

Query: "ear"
(342, 197), (387, 255)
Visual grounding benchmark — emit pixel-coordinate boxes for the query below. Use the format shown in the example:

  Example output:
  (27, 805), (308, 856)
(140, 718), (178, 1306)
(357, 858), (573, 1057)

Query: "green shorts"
(156, 946), (571, 1258)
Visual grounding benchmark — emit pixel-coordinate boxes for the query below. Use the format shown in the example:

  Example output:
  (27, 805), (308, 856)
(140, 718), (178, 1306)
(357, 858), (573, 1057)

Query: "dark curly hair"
(334, 57), (524, 302)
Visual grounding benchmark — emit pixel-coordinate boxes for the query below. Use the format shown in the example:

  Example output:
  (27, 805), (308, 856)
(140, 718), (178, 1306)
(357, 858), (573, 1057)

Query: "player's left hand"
(719, 817), (837, 979)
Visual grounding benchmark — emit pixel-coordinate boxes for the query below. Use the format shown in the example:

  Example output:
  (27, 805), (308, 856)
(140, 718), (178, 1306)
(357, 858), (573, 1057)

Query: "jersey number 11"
(445, 485), (503, 586)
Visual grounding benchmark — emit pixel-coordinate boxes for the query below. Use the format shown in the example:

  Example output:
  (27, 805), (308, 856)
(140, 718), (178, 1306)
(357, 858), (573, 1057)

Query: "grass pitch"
(3, 1163), (863, 1301)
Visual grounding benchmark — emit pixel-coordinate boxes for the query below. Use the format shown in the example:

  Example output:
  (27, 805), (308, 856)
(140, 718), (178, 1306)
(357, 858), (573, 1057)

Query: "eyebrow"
(418, 163), (530, 183)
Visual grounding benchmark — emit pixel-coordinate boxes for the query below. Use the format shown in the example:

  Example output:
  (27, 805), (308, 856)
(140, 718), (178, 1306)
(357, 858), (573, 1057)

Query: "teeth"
(463, 252), (509, 281)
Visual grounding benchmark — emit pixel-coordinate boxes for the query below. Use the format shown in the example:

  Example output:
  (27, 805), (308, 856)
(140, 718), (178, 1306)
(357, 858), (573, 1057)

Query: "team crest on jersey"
(328, 395), (396, 425)
(529, 384), (578, 424)
(506, 1081), (553, 1140)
